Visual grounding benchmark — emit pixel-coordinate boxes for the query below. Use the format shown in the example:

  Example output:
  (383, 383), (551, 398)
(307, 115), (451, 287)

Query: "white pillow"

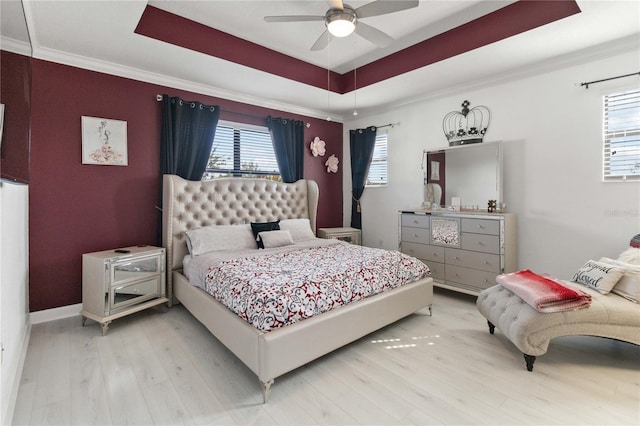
(571, 259), (625, 294)
(600, 257), (640, 303)
(259, 230), (294, 248)
(185, 224), (256, 256)
(279, 218), (316, 241)
(618, 247), (640, 265)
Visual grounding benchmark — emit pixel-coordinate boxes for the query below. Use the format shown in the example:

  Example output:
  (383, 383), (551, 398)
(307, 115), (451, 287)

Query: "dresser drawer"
(460, 233), (500, 254)
(424, 261), (444, 281)
(445, 265), (497, 290)
(401, 214), (430, 229)
(401, 227), (430, 244)
(402, 242), (444, 263)
(461, 218), (499, 235)
(445, 248), (501, 273)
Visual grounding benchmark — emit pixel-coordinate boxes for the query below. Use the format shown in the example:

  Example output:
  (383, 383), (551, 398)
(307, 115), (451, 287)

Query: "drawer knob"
(477, 225), (484, 229)
(413, 234), (418, 238)
(454, 256), (460, 260)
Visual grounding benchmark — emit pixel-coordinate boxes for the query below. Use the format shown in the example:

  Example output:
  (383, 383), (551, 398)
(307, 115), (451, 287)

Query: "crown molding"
(364, 34), (640, 117)
(0, 37), (31, 56)
(30, 45), (343, 123)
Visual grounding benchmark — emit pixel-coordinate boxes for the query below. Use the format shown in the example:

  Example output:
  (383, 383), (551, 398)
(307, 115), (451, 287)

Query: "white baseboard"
(3, 321), (31, 426)
(30, 303), (82, 325)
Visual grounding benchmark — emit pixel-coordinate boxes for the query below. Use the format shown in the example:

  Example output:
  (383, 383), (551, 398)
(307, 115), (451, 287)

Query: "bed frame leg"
(487, 321), (495, 334)
(261, 379), (274, 403)
(524, 354), (536, 372)
(415, 305), (432, 316)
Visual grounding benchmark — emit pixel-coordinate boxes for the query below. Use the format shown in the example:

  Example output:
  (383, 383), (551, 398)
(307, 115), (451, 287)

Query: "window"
(603, 89), (640, 181)
(203, 121), (280, 181)
(366, 132), (388, 186)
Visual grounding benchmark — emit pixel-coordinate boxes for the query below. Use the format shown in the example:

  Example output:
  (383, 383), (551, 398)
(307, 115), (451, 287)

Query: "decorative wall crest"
(442, 100), (490, 146)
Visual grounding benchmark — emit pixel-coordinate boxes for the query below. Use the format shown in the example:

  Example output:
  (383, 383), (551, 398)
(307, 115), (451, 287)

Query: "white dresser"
(81, 245), (168, 335)
(400, 210), (517, 296)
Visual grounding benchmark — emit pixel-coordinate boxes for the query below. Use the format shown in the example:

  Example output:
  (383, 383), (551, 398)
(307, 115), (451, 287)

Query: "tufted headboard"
(162, 175), (319, 299)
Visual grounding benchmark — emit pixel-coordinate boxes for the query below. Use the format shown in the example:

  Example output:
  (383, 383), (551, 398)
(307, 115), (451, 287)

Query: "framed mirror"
(424, 141), (503, 209)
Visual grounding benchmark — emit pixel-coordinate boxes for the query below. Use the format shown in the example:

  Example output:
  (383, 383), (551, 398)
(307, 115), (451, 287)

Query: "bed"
(162, 174), (434, 401)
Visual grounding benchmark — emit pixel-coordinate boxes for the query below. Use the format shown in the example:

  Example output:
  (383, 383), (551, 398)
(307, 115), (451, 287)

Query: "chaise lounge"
(476, 279), (640, 371)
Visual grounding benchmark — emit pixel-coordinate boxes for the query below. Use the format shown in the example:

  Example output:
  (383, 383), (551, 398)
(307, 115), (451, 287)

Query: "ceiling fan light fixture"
(326, 10), (356, 37)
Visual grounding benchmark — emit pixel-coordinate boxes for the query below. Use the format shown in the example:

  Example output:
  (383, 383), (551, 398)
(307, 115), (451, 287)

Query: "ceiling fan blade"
(310, 30), (332, 51)
(327, 0), (344, 10)
(355, 0), (419, 19)
(355, 22), (393, 48)
(264, 15), (324, 23)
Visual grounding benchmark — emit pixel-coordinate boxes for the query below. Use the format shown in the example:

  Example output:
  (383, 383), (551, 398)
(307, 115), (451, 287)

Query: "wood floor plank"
(30, 320), (71, 420)
(12, 289), (640, 425)
(96, 329), (155, 425)
(68, 319), (112, 425)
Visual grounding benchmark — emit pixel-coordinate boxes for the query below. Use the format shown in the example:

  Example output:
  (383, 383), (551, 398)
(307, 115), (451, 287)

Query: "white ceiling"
(1, 1), (639, 121)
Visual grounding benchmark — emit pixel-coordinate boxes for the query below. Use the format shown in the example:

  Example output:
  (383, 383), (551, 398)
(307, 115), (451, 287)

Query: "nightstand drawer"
(111, 253), (164, 286)
(109, 276), (163, 314)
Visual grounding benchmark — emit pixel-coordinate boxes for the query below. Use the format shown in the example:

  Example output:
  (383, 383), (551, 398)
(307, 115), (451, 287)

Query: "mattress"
(184, 239), (430, 332)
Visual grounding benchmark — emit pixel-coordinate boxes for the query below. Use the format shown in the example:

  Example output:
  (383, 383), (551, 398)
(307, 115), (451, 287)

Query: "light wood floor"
(12, 289), (640, 425)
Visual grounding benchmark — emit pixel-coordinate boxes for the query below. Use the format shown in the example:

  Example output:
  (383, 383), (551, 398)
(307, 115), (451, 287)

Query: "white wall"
(0, 180), (30, 425)
(343, 48), (640, 279)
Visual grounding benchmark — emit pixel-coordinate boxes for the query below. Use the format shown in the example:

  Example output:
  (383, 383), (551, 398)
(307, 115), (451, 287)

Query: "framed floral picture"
(82, 116), (128, 166)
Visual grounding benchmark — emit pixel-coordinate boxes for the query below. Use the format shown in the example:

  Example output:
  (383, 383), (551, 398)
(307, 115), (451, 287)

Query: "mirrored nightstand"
(317, 227), (361, 245)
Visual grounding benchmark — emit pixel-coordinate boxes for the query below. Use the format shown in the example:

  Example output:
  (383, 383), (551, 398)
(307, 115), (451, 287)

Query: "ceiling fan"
(264, 0), (419, 51)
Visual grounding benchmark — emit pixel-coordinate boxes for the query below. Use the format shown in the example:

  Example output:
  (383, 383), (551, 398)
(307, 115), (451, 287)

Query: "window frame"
(603, 89), (640, 182)
(366, 131), (388, 187)
(203, 120), (281, 180)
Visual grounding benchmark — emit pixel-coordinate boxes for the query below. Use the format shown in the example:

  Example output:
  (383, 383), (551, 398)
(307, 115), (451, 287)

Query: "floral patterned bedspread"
(203, 242), (430, 332)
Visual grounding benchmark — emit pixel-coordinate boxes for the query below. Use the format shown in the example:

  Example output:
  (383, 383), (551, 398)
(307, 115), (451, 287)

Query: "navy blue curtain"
(157, 95), (220, 244)
(267, 116), (304, 183)
(350, 126), (377, 229)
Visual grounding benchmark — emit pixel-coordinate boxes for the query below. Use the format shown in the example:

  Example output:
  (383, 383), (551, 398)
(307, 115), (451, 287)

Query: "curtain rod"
(156, 94), (311, 127)
(580, 72), (639, 89)
(376, 122), (399, 129)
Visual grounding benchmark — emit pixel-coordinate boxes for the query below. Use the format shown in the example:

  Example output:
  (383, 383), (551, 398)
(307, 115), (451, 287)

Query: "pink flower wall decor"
(325, 154), (339, 173)
(310, 136), (326, 157)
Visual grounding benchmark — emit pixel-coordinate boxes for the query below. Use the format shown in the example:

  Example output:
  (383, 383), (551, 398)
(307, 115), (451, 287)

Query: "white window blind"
(204, 121), (280, 180)
(367, 132), (388, 186)
(603, 89), (640, 181)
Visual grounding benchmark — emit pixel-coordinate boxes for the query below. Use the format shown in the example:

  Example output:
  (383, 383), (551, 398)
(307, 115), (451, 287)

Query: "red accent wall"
(28, 58), (343, 312)
(0, 50), (31, 183)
